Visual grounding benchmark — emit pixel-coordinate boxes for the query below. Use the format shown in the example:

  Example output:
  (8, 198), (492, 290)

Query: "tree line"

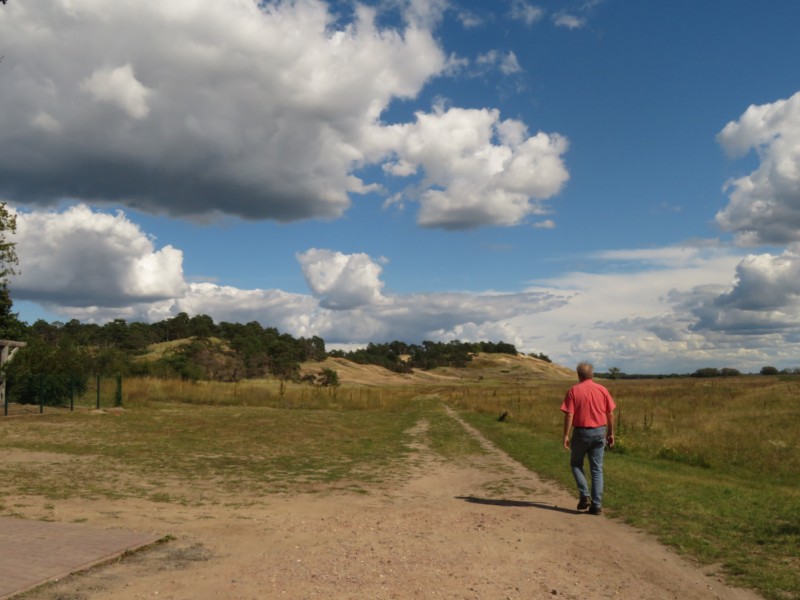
(598, 365), (800, 380)
(4, 314), (325, 400)
(329, 340), (524, 373)
(1, 311), (529, 405)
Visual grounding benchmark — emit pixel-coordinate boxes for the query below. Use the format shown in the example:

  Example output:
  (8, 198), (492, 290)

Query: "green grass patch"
(422, 400), (487, 461)
(457, 409), (800, 600)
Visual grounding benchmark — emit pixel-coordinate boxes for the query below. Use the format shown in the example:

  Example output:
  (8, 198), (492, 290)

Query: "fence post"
(39, 375), (44, 414)
(70, 380), (74, 412)
(1, 341), (26, 416)
(115, 373), (122, 407)
(96, 374), (101, 410)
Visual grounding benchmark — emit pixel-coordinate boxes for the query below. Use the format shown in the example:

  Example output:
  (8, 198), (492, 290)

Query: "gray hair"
(576, 362), (594, 381)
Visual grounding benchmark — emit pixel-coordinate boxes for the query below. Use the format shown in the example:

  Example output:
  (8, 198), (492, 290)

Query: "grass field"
(0, 385), (481, 504)
(1, 373), (798, 599)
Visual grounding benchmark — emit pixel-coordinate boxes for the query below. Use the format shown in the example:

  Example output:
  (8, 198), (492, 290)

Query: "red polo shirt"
(561, 379), (616, 428)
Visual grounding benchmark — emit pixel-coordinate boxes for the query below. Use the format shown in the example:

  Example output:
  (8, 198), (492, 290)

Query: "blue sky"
(2, 0), (800, 373)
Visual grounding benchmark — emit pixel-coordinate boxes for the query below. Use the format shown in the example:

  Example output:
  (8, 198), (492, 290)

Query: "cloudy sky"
(2, 0), (800, 374)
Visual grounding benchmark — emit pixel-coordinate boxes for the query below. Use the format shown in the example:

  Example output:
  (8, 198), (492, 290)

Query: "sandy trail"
(15, 409), (761, 600)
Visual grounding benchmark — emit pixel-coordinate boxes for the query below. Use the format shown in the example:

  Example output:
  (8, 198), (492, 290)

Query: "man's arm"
(563, 412), (573, 450)
(606, 410), (615, 448)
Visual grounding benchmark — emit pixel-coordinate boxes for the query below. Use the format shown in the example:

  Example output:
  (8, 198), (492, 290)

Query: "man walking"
(561, 362), (616, 515)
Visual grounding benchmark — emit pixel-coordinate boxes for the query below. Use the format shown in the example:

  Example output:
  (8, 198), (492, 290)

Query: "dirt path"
(16, 410), (761, 600)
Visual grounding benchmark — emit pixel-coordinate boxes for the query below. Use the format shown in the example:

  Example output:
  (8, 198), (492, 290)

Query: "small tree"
(319, 368), (340, 387)
(692, 367), (721, 378)
(760, 366), (779, 376)
(157, 341), (206, 381)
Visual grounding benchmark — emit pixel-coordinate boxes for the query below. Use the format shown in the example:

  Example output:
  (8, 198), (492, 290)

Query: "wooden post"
(1, 340), (26, 416)
(115, 373), (122, 407)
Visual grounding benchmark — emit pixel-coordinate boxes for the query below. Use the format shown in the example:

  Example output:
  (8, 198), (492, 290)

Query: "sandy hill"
(139, 339), (575, 386)
(300, 353), (575, 386)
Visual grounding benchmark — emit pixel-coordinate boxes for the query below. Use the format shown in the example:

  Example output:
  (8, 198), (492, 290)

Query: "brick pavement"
(0, 517), (161, 599)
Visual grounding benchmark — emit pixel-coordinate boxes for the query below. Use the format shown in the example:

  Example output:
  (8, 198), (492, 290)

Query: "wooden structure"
(1, 339), (26, 415)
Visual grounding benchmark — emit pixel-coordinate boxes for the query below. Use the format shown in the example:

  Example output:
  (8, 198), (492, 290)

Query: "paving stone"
(0, 517), (160, 599)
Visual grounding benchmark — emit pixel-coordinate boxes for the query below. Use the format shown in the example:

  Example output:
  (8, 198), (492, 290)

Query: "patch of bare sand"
(299, 353), (574, 387)
(13, 411), (762, 600)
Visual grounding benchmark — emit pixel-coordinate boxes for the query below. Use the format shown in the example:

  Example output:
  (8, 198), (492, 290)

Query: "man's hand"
(606, 435), (615, 449)
(562, 413), (573, 451)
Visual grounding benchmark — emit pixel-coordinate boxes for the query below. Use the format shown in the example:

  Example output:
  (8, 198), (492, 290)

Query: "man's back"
(561, 379), (615, 428)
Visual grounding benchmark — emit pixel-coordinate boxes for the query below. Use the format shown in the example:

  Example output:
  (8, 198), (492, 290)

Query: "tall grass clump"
(446, 376), (800, 600)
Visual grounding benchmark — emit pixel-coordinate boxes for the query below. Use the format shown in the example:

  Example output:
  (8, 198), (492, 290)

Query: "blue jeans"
(570, 426), (606, 507)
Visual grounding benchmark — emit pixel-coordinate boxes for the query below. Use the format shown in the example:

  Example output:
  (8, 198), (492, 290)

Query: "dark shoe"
(588, 504), (602, 515)
(577, 496), (591, 510)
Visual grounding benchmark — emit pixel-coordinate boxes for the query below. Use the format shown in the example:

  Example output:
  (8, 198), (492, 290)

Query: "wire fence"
(3, 373), (123, 416)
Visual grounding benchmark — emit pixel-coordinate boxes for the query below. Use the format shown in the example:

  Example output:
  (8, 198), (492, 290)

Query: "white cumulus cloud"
(715, 251), (800, 311)
(0, 0), (565, 231)
(297, 248), (386, 310)
(716, 91), (800, 245)
(10, 205), (186, 308)
(0, 0), (445, 221)
(514, 245), (751, 373)
(564, 247), (800, 372)
(381, 106), (569, 229)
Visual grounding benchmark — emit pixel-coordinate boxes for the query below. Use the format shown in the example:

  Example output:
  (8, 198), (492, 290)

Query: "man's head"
(576, 362), (594, 381)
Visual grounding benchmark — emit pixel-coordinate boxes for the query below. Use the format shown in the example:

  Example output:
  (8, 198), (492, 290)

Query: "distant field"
(1, 369), (798, 599)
